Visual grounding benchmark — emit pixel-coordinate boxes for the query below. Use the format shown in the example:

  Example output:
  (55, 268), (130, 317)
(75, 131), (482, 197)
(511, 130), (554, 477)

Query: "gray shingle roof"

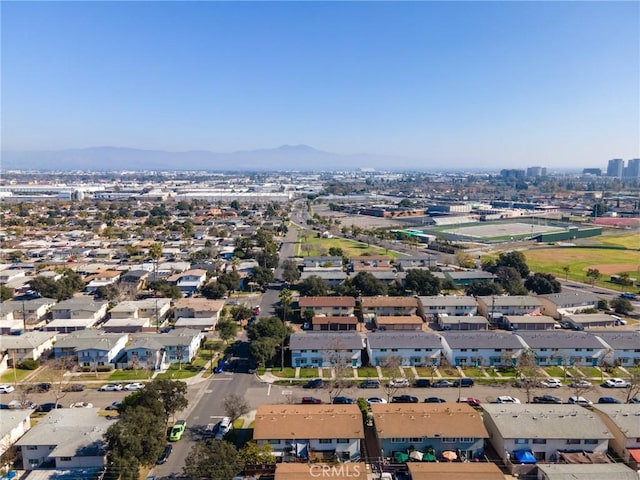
(418, 295), (478, 308)
(516, 331), (608, 349)
(478, 295), (542, 307)
(593, 405), (640, 438)
(366, 331), (442, 349)
(290, 332), (364, 350)
(537, 291), (598, 306)
(0, 331), (56, 349)
(594, 331), (640, 350)
(440, 331), (526, 349)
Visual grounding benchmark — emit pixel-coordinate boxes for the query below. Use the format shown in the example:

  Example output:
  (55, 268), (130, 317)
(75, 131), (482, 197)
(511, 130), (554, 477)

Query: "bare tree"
(45, 356), (78, 406)
(379, 355), (405, 402)
(324, 339), (353, 402)
(514, 348), (541, 404)
(223, 393), (250, 427)
(624, 367), (640, 404)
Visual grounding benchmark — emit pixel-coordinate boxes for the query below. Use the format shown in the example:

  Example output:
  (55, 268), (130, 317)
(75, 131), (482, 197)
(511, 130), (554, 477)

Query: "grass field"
(297, 235), (401, 259)
(525, 247), (640, 285)
(588, 232), (640, 249)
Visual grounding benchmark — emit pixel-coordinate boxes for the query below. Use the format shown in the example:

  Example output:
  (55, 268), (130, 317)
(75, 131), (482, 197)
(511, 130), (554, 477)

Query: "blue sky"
(2, 1), (639, 168)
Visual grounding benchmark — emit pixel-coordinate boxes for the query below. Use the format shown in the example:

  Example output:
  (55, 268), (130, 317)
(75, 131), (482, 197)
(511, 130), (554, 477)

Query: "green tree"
(586, 268), (601, 286)
(218, 271), (241, 293)
(251, 266), (275, 288)
(249, 337), (278, 367)
(281, 259), (301, 283)
(144, 379), (189, 423)
(278, 289), (293, 323)
(525, 272), (562, 294)
(610, 298), (634, 314)
(299, 275), (329, 296)
(217, 318), (238, 343)
(352, 271), (386, 296)
(238, 442), (276, 465)
(201, 281), (228, 299)
(247, 316), (290, 342)
(465, 280), (504, 296)
(148, 280), (183, 299)
(328, 247), (344, 257)
(485, 251), (530, 278)
(404, 269), (441, 296)
(183, 440), (244, 480)
(562, 265), (570, 281)
(495, 266), (527, 295)
(0, 285), (14, 301)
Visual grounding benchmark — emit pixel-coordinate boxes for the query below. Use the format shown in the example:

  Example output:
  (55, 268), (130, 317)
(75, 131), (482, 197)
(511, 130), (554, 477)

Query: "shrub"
(19, 360), (39, 370)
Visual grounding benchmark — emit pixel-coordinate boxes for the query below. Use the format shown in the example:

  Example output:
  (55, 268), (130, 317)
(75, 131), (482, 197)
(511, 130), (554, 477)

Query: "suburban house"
(407, 462), (504, 480)
(84, 269), (122, 294)
(289, 332), (365, 368)
(173, 298), (226, 322)
(536, 292), (599, 319)
(418, 295), (478, 319)
(50, 297), (108, 322)
(119, 269), (150, 292)
(366, 331), (441, 367)
(593, 405), (640, 471)
(53, 330), (128, 366)
(101, 317), (152, 333)
(311, 315), (358, 332)
(0, 410), (32, 458)
(0, 331), (57, 363)
(350, 255), (393, 272)
(298, 296), (356, 317)
(123, 328), (203, 369)
(515, 331), (609, 366)
(302, 256), (343, 269)
(445, 271), (496, 287)
(500, 315), (558, 331)
(563, 313), (617, 330)
(482, 404), (613, 465)
(0, 297), (56, 329)
(374, 315), (423, 331)
(360, 296), (419, 321)
(109, 298), (171, 321)
(536, 464), (638, 480)
(120, 337), (166, 371)
(15, 408), (110, 470)
(438, 315), (490, 331)
(396, 256), (437, 271)
(476, 295), (542, 320)
(439, 331), (526, 367)
(594, 331), (640, 367)
(370, 403), (488, 462)
(253, 404), (364, 461)
(43, 317), (101, 333)
(300, 270), (348, 287)
(166, 269), (208, 295)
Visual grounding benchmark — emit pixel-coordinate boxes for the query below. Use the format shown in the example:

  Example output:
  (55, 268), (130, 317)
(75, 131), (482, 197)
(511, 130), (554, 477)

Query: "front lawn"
(461, 368), (485, 378)
(577, 367), (602, 378)
(439, 367), (460, 377)
(494, 367), (517, 378)
(0, 368), (33, 383)
(297, 235), (400, 259)
(109, 370), (152, 381)
(358, 367), (379, 379)
(155, 361), (204, 379)
(414, 367), (438, 378)
(543, 366), (566, 378)
(299, 368), (319, 378)
(271, 368), (296, 378)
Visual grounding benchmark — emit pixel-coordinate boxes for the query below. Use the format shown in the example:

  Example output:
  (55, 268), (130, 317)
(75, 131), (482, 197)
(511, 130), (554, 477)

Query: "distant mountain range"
(0, 145), (419, 171)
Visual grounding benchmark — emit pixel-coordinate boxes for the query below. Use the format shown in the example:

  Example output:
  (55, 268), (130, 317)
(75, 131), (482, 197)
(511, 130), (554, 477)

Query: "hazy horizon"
(2, 1), (639, 169)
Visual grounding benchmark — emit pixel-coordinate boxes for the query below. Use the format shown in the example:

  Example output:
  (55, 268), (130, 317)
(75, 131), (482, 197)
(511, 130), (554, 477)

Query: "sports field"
(440, 222), (565, 240)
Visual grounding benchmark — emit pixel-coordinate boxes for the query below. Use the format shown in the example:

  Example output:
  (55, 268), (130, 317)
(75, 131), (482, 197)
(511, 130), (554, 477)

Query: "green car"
(168, 420), (186, 441)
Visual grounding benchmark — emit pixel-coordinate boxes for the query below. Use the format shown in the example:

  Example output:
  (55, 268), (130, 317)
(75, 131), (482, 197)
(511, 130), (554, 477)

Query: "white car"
(124, 383), (144, 391)
(214, 417), (232, 440)
(70, 402), (94, 408)
(604, 378), (629, 388)
(568, 396), (592, 407)
(388, 378), (410, 388)
(367, 397), (387, 406)
(541, 378), (562, 388)
(569, 380), (592, 389)
(496, 396), (521, 404)
(99, 383), (123, 391)
(0, 384), (15, 394)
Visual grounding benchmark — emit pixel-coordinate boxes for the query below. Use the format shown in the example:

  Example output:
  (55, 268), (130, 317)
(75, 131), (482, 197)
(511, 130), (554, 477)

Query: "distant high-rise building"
(607, 158), (624, 177)
(526, 166), (546, 177)
(500, 169), (525, 179)
(582, 168), (601, 176)
(623, 158), (640, 178)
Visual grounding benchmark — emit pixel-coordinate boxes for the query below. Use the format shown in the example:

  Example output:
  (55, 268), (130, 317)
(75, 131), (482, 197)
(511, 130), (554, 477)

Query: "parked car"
(301, 396), (322, 404)
(388, 378), (410, 388)
(36, 403), (63, 413)
(413, 379), (431, 388)
(366, 397), (387, 405)
(453, 378), (474, 388)
(620, 292), (637, 300)
(598, 397), (622, 404)
(332, 396), (355, 404)
(496, 396), (521, 404)
(99, 383), (123, 392)
(214, 417), (231, 440)
(568, 380), (592, 389)
(124, 382), (145, 391)
(629, 397), (640, 404)
(8, 399), (36, 409)
(568, 396), (593, 407)
(156, 444), (172, 464)
(105, 401), (122, 411)
(533, 395), (562, 404)
(457, 397), (481, 407)
(432, 380), (454, 388)
(26, 382), (52, 393)
(391, 395), (419, 403)
(70, 402), (94, 408)
(424, 397), (446, 403)
(541, 378), (562, 388)
(360, 379), (381, 389)
(604, 378), (630, 388)
(0, 385), (15, 394)
(303, 379), (324, 389)
(62, 383), (85, 392)
(169, 420), (187, 441)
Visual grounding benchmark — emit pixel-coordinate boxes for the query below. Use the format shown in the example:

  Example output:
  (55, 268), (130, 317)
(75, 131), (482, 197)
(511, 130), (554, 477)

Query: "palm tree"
(278, 289), (293, 371)
(149, 242), (163, 284)
(562, 265), (570, 281)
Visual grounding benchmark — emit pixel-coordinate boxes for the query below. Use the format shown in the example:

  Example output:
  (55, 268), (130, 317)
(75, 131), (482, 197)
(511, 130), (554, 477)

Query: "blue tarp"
(513, 449), (537, 464)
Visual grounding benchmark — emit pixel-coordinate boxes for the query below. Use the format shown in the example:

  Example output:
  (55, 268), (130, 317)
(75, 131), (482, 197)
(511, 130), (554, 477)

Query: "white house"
(418, 295), (478, 319)
(516, 331), (609, 366)
(290, 332), (364, 368)
(166, 269), (207, 295)
(593, 405), (640, 471)
(124, 328), (203, 369)
(109, 298), (171, 320)
(482, 404), (613, 464)
(53, 330), (128, 366)
(366, 331), (442, 367)
(0, 331), (57, 362)
(15, 408), (110, 469)
(595, 331), (640, 367)
(440, 331), (527, 367)
(476, 296), (542, 320)
(536, 292), (599, 319)
(173, 298), (225, 321)
(0, 409), (32, 458)
(50, 297), (108, 321)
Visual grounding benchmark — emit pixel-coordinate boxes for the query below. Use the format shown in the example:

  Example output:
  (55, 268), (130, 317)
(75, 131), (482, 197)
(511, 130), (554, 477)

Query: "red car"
(457, 397), (481, 407)
(301, 397), (322, 404)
